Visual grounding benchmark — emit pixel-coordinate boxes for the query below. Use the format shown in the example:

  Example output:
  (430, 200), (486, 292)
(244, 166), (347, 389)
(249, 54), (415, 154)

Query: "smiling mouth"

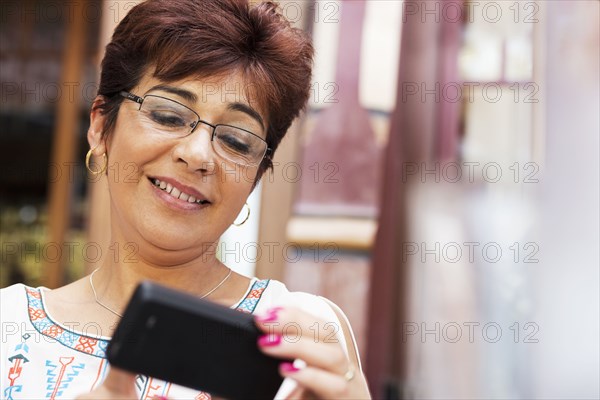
(150, 178), (211, 205)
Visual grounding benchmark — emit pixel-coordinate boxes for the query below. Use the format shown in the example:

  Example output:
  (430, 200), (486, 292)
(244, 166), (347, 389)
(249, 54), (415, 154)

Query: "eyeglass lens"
(139, 95), (266, 166)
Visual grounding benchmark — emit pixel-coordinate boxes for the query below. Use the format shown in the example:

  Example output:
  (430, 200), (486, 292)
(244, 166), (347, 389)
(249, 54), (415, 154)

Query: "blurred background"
(0, 0), (598, 398)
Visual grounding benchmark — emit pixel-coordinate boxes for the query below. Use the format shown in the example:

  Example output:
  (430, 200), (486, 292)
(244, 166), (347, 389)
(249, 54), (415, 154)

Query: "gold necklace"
(89, 267), (233, 318)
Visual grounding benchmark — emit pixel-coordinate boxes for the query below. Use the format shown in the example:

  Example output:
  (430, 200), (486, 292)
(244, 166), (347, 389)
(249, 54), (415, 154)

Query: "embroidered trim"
(45, 356), (86, 399)
(5, 331), (32, 399)
(24, 280), (270, 356)
(25, 287), (109, 358)
(236, 279), (270, 314)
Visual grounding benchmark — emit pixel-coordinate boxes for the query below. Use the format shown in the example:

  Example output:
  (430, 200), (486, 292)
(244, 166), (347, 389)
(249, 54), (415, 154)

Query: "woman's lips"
(148, 176), (212, 212)
(149, 177), (210, 205)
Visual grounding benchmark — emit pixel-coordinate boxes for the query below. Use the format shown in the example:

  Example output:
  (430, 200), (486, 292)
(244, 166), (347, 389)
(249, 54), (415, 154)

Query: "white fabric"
(0, 279), (349, 399)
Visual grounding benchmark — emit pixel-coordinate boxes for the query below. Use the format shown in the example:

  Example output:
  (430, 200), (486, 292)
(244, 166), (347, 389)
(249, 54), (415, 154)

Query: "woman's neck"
(90, 240), (230, 316)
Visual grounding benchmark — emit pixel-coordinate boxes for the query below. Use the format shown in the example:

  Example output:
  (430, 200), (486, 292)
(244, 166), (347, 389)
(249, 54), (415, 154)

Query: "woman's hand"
(255, 307), (371, 399)
(75, 367), (139, 400)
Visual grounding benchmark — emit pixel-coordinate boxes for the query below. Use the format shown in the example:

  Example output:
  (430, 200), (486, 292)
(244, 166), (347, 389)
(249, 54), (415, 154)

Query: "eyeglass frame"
(119, 91), (272, 166)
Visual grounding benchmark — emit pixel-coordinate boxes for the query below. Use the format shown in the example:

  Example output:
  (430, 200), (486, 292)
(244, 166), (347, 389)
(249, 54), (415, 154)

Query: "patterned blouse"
(1, 279), (348, 400)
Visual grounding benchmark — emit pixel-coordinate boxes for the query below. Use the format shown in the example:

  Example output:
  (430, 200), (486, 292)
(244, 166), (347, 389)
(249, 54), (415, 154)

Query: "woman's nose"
(171, 124), (218, 174)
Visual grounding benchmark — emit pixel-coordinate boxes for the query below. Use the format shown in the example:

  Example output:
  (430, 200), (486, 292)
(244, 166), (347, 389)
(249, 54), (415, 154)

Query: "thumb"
(103, 366), (138, 396)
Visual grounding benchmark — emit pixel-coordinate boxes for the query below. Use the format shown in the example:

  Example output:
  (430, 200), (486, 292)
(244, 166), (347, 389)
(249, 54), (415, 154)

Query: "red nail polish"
(258, 334), (281, 346)
(280, 362), (300, 373)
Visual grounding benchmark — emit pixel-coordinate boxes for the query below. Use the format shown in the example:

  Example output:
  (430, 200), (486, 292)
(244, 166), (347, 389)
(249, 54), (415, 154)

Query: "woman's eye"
(220, 134), (252, 154)
(148, 111), (187, 128)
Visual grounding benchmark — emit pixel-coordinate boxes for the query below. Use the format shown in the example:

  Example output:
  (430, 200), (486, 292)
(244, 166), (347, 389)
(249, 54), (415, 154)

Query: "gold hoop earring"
(233, 203), (251, 226)
(85, 148), (107, 176)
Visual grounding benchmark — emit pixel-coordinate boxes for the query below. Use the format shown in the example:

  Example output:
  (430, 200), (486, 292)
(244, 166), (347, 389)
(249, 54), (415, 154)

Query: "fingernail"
(280, 362), (301, 373)
(258, 334), (282, 346)
(255, 313), (278, 323)
(255, 306), (283, 323)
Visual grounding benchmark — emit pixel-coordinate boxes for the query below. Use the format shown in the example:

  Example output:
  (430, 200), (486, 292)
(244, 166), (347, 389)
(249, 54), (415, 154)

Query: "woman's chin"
(133, 231), (217, 266)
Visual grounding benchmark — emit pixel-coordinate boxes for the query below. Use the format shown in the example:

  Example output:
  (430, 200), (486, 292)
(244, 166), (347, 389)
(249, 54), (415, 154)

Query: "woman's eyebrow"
(146, 84), (198, 103)
(146, 84), (265, 130)
(227, 102), (265, 131)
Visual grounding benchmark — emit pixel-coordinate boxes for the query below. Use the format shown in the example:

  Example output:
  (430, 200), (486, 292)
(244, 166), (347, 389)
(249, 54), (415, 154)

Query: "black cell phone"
(107, 281), (287, 399)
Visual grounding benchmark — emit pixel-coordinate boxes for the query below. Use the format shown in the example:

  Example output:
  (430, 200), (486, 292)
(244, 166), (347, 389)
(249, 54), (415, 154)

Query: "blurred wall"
(532, 1), (599, 398)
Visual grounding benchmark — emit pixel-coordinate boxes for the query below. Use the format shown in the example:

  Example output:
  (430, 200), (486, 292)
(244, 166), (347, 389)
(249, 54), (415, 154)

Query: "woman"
(0, 0), (371, 398)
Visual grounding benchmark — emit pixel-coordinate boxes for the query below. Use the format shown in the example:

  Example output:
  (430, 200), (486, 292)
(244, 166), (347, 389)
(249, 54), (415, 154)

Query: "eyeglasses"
(119, 91), (271, 167)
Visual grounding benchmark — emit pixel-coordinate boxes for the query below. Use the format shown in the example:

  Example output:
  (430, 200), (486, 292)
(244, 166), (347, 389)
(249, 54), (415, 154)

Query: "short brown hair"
(96, 0), (313, 179)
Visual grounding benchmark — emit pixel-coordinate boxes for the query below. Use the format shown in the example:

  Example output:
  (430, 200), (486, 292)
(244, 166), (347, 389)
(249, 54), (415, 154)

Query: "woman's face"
(88, 71), (266, 265)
